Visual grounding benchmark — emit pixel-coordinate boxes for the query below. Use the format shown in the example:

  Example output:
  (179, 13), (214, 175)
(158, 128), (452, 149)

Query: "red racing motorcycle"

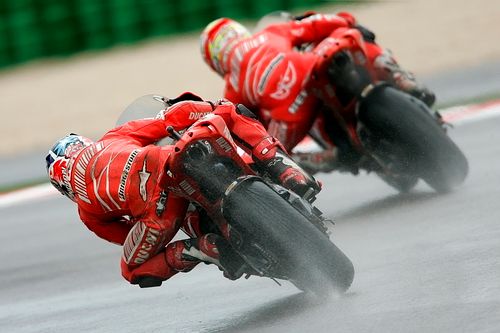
(117, 95), (354, 294)
(259, 12), (469, 193)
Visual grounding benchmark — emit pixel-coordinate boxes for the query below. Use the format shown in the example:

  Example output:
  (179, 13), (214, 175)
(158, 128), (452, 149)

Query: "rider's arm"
(104, 99), (247, 147)
(159, 100), (216, 131)
(337, 11), (376, 43)
(79, 208), (132, 245)
(267, 13), (351, 46)
(102, 118), (170, 146)
(103, 97), (217, 145)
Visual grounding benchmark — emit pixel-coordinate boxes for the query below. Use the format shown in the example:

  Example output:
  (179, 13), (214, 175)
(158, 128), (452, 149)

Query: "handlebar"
(166, 126), (182, 141)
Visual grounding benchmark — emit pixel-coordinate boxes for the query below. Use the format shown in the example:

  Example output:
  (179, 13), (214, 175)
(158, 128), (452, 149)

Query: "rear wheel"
(358, 85), (468, 192)
(377, 171), (418, 193)
(222, 177), (354, 294)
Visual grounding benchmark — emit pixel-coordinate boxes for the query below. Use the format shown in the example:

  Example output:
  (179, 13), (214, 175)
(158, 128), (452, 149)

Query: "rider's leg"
(165, 234), (248, 280)
(122, 233), (248, 287)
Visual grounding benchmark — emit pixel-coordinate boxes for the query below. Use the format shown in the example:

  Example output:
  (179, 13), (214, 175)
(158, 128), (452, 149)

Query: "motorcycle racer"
(200, 12), (436, 173)
(45, 93), (320, 287)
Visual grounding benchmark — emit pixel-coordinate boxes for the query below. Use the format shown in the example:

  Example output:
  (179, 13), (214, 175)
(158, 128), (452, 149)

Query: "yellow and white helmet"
(200, 18), (250, 76)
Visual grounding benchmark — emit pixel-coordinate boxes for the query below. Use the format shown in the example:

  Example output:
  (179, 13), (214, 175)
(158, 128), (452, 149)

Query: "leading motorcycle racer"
(45, 93), (320, 287)
(200, 11), (436, 173)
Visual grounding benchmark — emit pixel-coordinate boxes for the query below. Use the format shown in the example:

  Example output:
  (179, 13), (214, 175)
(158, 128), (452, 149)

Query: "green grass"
(0, 178), (48, 194)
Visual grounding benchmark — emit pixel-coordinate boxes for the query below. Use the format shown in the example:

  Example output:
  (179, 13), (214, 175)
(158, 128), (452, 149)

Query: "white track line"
(0, 183), (58, 209)
(440, 100), (500, 124)
(1, 100), (499, 209)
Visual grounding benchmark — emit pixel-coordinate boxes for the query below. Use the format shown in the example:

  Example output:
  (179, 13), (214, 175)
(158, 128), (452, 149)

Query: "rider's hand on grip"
(259, 148), (321, 200)
(280, 167), (321, 200)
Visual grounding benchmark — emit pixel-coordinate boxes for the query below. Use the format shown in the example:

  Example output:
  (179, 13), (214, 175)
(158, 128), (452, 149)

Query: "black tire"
(358, 85), (468, 192)
(222, 178), (354, 294)
(377, 171), (419, 193)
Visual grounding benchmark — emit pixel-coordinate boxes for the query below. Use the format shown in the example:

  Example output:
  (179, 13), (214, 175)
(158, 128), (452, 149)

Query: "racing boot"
(125, 234), (245, 288)
(373, 50), (436, 107)
(166, 233), (249, 280)
(252, 137), (321, 200)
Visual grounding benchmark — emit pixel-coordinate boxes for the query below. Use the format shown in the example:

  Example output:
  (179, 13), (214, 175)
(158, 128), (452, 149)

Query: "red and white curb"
(0, 183), (58, 209)
(1, 99), (499, 209)
(293, 99), (500, 152)
(439, 99), (500, 124)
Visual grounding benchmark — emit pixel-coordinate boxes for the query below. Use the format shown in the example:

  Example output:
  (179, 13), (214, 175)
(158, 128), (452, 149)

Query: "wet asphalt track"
(1, 113), (499, 332)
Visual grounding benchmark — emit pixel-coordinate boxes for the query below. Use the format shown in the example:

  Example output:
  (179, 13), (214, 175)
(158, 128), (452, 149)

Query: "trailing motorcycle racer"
(45, 93), (320, 287)
(200, 11), (436, 174)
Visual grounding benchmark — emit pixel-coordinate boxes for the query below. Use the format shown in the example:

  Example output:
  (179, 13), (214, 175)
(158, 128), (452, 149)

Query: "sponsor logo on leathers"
(70, 143), (104, 203)
(118, 149), (139, 202)
(123, 221), (161, 265)
(257, 53), (284, 95)
(288, 89), (308, 114)
(189, 111), (211, 120)
(139, 160), (151, 202)
(270, 61), (297, 100)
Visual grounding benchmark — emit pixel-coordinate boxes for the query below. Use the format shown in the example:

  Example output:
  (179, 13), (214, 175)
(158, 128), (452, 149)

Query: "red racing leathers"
(65, 97), (293, 285)
(221, 12), (389, 151)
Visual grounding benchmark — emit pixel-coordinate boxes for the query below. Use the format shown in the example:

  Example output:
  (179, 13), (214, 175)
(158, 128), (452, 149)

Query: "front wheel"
(358, 85), (469, 192)
(221, 177), (354, 294)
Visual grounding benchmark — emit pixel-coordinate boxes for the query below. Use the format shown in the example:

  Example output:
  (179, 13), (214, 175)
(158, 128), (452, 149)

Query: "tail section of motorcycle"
(309, 27), (468, 192)
(311, 27), (374, 110)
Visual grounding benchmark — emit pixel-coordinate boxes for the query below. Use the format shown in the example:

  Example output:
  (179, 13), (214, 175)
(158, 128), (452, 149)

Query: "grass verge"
(0, 178), (48, 195)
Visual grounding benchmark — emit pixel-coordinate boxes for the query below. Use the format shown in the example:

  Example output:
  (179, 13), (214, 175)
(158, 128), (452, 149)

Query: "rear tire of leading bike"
(358, 85), (468, 192)
(222, 178), (354, 295)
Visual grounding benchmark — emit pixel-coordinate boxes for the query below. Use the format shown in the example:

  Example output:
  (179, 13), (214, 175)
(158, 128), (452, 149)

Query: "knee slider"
(121, 251), (177, 287)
